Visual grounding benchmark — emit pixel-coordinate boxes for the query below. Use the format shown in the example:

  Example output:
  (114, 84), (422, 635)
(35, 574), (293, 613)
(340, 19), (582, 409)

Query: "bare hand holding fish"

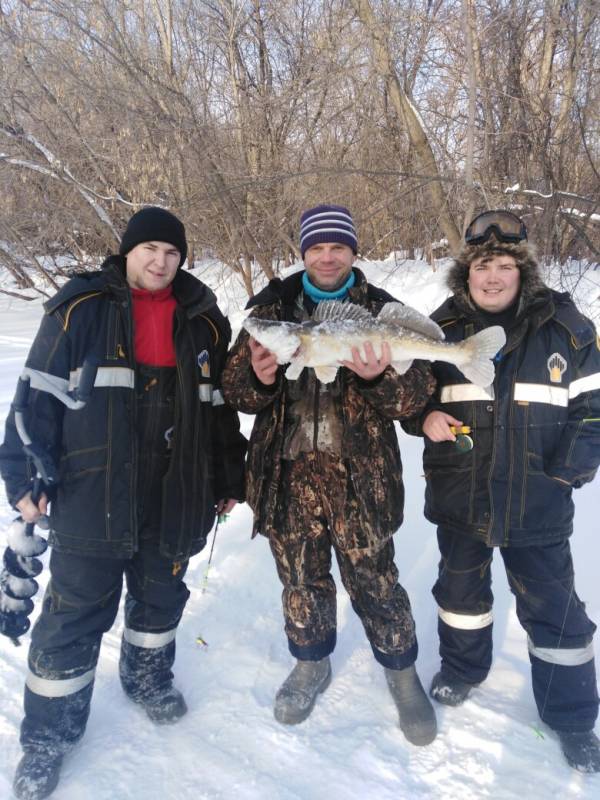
(341, 341), (392, 380)
(249, 337), (279, 386)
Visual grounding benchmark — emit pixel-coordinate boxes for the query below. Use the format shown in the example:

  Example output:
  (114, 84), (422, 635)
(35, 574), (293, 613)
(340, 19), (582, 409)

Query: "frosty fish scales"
(244, 301), (506, 388)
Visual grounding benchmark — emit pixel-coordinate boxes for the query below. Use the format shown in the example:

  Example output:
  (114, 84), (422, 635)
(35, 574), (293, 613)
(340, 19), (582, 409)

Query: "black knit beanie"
(119, 207), (187, 267)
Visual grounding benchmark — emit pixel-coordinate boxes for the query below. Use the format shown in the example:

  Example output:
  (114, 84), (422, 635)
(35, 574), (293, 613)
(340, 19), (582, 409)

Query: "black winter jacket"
(0, 256), (246, 560)
(404, 289), (600, 547)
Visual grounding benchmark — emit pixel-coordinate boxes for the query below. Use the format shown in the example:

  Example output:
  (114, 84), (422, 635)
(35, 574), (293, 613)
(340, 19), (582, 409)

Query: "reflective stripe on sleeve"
(198, 385), (225, 405)
(569, 372), (600, 400)
(69, 366), (135, 391)
(22, 367), (70, 395)
(440, 384), (494, 403)
(528, 637), (595, 666)
(199, 384), (212, 403)
(26, 667), (95, 698)
(123, 627), (177, 649)
(438, 608), (494, 630)
(514, 383), (569, 407)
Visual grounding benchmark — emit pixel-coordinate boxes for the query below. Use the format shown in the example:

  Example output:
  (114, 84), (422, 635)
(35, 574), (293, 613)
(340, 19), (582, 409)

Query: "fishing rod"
(195, 510), (230, 648)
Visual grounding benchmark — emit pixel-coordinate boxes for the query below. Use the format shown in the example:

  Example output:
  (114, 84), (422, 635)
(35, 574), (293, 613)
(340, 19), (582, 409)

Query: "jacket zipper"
(312, 377), (319, 451)
(486, 321), (526, 546)
(122, 293), (139, 553)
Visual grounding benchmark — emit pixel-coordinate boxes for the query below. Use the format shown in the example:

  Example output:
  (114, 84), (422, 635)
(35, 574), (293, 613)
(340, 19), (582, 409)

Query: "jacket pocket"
(519, 452), (572, 530)
(59, 445), (108, 481)
(424, 463), (473, 525)
(423, 439), (474, 469)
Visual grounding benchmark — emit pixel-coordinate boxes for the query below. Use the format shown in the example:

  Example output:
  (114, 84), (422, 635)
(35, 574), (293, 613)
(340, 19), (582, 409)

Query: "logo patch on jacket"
(547, 353), (567, 383)
(197, 350), (210, 378)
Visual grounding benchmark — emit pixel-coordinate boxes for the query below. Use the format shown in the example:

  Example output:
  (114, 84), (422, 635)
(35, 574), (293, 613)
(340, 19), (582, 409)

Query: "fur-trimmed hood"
(447, 239), (547, 313)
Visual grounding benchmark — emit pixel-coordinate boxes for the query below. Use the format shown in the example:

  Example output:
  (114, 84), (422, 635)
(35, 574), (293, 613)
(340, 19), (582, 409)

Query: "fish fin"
(377, 303), (445, 341)
(313, 365), (339, 384)
(312, 300), (372, 324)
(391, 360), (413, 375)
(285, 359), (305, 380)
(458, 326), (506, 387)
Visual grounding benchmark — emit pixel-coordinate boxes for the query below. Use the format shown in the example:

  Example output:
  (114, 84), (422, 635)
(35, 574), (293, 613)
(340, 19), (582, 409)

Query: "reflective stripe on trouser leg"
(528, 637), (595, 667)
(438, 609), (493, 630)
(437, 608), (494, 685)
(123, 626), (177, 648)
(26, 667), (96, 697)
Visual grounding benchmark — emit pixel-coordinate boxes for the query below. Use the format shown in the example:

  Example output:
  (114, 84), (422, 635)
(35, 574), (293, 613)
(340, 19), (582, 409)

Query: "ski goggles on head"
(465, 210), (527, 245)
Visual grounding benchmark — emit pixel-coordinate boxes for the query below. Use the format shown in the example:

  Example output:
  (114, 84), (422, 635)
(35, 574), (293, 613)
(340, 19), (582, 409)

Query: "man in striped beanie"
(223, 203), (438, 746)
(299, 204), (358, 254)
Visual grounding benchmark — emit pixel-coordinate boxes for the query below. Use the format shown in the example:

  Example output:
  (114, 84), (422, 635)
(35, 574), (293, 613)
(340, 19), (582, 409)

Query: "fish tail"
(458, 326), (506, 387)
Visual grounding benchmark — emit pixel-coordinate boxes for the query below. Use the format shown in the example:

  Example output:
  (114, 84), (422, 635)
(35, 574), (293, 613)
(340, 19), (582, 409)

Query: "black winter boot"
(13, 752), (63, 800)
(120, 637), (187, 725)
(558, 730), (600, 773)
(274, 657), (332, 725)
(138, 686), (188, 725)
(385, 665), (438, 746)
(430, 670), (476, 707)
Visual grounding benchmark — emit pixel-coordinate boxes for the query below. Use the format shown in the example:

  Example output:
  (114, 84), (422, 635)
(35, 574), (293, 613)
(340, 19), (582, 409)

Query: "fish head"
(243, 317), (301, 364)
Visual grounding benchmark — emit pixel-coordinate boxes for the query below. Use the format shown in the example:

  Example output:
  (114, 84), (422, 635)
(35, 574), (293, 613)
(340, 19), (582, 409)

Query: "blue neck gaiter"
(302, 270), (356, 303)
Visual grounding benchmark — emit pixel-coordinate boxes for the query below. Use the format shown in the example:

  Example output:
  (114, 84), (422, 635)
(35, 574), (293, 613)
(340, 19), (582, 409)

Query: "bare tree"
(0, 0), (597, 297)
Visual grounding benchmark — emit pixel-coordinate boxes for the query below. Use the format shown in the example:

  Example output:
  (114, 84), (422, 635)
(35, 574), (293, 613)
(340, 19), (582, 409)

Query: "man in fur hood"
(404, 210), (600, 773)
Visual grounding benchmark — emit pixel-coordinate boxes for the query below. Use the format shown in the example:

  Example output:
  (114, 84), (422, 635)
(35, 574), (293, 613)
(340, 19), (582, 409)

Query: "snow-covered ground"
(0, 258), (599, 799)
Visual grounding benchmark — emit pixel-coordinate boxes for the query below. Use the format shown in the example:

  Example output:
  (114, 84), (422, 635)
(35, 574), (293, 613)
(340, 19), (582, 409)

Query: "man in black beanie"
(119, 206), (188, 267)
(0, 206), (246, 799)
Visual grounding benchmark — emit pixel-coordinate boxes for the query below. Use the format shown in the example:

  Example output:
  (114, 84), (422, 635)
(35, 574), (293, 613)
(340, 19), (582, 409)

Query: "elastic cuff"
(288, 630), (336, 661)
(355, 372), (385, 389)
(372, 640), (418, 670)
(250, 369), (281, 395)
(11, 484), (33, 510)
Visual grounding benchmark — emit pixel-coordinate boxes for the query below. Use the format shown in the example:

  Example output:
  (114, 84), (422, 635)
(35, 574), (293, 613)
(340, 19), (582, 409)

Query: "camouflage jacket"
(222, 269), (436, 544)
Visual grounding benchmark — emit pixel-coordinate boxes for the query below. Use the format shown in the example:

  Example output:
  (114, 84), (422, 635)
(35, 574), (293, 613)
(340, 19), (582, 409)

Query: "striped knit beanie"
(299, 204), (358, 257)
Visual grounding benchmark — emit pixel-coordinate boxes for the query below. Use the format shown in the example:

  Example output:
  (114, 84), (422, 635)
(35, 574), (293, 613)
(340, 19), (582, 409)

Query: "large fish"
(243, 300), (505, 387)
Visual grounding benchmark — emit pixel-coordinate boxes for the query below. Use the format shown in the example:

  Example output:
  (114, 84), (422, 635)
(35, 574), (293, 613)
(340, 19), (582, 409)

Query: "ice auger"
(0, 357), (98, 645)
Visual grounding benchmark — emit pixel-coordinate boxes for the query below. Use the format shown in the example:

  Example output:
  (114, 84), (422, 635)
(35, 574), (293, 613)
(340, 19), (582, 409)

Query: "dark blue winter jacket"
(0, 256), (246, 561)
(404, 288), (600, 547)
